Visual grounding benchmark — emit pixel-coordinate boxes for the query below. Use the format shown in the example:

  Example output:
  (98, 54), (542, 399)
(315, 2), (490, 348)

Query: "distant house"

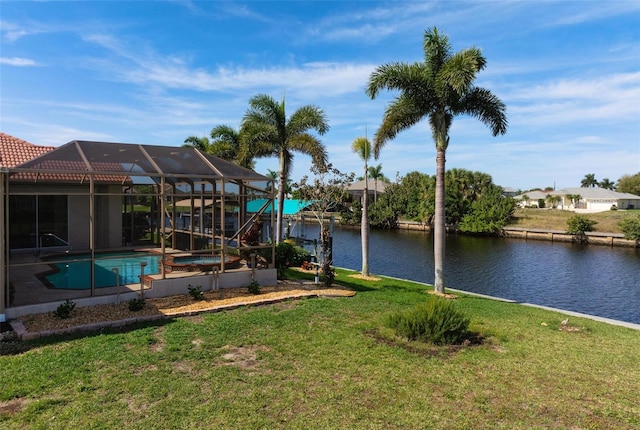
(554, 187), (640, 212)
(514, 186), (640, 212)
(347, 179), (388, 205)
(502, 187), (518, 197)
(514, 190), (551, 208)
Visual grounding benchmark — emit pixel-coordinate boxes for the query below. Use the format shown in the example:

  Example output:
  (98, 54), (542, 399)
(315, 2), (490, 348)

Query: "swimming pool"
(43, 252), (162, 290)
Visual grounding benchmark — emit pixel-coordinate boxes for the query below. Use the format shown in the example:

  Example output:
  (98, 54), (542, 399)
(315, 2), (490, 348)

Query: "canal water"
(291, 223), (640, 324)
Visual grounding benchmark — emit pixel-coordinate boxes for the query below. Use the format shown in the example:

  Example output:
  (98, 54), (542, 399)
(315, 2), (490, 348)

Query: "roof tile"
(0, 132), (55, 167)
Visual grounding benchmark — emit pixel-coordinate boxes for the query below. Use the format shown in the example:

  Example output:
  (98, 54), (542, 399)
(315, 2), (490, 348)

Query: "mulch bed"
(14, 281), (355, 335)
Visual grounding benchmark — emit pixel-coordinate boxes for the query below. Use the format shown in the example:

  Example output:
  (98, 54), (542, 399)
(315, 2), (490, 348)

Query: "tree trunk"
(361, 165), (370, 276)
(433, 147), (446, 294)
(276, 154), (286, 244)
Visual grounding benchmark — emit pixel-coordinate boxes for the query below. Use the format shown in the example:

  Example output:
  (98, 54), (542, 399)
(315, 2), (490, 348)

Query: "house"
(347, 179), (388, 205)
(514, 186), (640, 212)
(554, 187), (640, 212)
(502, 187), (518, 197)
(514, 190), (551, 208)
(0, 132), (54, 168)
(1, 134), (276, 322)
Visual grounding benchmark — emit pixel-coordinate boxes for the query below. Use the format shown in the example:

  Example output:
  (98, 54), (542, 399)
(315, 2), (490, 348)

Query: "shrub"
(53, 299), (76, 319)
(128, 297), (146, 311)
(273, 242), (311, 279)
(566, 214), (597, 235)
(188, 284), (204, 300)
(385, 296), (470, 345)
(247, 279), (261, 295)
(619, 215), (640, 241)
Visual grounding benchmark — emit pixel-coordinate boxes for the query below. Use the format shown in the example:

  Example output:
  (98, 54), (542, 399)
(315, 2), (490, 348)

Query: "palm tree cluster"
(185, 27), (508, 293)
(185, 94), (329, 244)
(580, 173), (616, 190)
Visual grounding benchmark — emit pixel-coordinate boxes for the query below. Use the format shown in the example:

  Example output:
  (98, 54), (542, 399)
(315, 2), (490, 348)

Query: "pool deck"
(6, 247), (257, 311)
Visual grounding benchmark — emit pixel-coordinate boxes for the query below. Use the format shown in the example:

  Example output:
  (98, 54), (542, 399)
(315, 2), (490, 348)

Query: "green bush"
(272, 242), (311, 279)
(128, 298), (146, 311)
(188, 284), (204, 300)
(619, 214), (640, 241)
(246, 279), (261, 295)
(53, 299), (76, 319)
(566, 214), (597, 234)
(385, 296), (470, 345)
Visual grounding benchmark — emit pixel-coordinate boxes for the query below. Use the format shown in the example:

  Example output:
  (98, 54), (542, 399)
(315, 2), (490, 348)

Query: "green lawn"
(1, 269), (638, 429)
(507, 208), (639, 234)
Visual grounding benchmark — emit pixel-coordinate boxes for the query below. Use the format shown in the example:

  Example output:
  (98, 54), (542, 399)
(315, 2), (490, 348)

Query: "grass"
(1, 268), (639, 429)
(507, 208), (639, 233)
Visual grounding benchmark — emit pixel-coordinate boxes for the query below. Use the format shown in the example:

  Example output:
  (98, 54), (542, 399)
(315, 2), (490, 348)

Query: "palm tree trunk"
(433, 147), (446, 294)
(276, 155), (287, 244)
(361, 165), (370, 276)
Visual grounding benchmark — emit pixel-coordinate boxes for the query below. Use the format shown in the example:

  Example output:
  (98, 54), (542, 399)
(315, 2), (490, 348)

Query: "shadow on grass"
(285, 268), (431, 294)
(1, 318), (175, 356)
(365, 327), (486, 359)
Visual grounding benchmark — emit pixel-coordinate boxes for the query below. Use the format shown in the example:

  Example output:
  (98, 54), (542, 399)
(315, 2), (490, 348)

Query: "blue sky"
(1, 1), (639, 191)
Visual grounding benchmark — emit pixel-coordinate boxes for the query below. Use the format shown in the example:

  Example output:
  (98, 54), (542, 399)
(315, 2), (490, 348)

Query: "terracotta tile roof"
(0, 132), (54, 167)
(1, 133), (129, 184)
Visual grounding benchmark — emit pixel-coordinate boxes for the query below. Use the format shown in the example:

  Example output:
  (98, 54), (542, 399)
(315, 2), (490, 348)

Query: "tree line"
(341, 168), (515, 235)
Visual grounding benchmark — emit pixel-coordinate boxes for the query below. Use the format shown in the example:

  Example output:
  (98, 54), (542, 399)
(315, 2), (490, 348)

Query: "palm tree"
(241, 94), (329, 243)
(599, 178), (615, 190)
(352, 136), (372, 277)
(546, 194), (561, 209)
(581, 173), (598, 188)
(209, 125), (256, 169)
(566, 193), (582, 209)
(183, 135), (211, 152)
(366, 27), (507, 294)
(367, 163), (388, 203)
(185, 126), (255, 169)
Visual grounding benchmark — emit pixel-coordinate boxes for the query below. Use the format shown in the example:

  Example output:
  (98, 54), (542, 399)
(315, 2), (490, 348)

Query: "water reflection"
(291, 223), (640, 324)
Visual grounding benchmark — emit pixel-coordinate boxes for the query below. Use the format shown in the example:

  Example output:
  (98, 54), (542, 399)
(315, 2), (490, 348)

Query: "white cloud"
(0, 57), (37, 66)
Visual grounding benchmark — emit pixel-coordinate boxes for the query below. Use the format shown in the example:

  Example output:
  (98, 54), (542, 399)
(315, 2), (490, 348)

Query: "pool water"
(174, 256), (223, 265)
(45, 253), (162, 289)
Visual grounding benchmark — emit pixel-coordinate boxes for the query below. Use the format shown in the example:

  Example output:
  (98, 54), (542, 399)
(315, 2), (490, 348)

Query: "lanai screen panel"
(144, 145), (221, 180)
(78, 141), (157, 176)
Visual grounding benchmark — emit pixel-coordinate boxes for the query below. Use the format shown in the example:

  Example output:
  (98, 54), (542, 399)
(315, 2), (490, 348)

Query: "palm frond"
(289, 134), (328, 169)
(287, 105), (329, 136)
(374, 95), (424, 157)
(423, 27), (452, 76)
(459, 87), (508, 136)
(352, 136), (372, 161)
(440, 47), (486, 95)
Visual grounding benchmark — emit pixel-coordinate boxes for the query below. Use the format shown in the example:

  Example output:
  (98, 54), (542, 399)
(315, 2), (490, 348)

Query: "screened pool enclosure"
(1, 141), (276, 320)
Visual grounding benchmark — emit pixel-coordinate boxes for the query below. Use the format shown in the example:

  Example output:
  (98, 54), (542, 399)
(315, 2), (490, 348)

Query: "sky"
(1, 1), (639, 191)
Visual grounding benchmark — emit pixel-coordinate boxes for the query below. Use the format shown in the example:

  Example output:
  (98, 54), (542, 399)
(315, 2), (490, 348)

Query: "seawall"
(393, 220), (638, 248)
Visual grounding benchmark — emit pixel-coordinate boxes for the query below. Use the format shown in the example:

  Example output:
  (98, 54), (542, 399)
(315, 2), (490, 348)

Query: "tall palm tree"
(367, 163), (388, 203)
(241, 94), (329, 243)
(581, 173), (598, 188)
(352, 136), (372, 277)
(366, 27), (507, 294)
